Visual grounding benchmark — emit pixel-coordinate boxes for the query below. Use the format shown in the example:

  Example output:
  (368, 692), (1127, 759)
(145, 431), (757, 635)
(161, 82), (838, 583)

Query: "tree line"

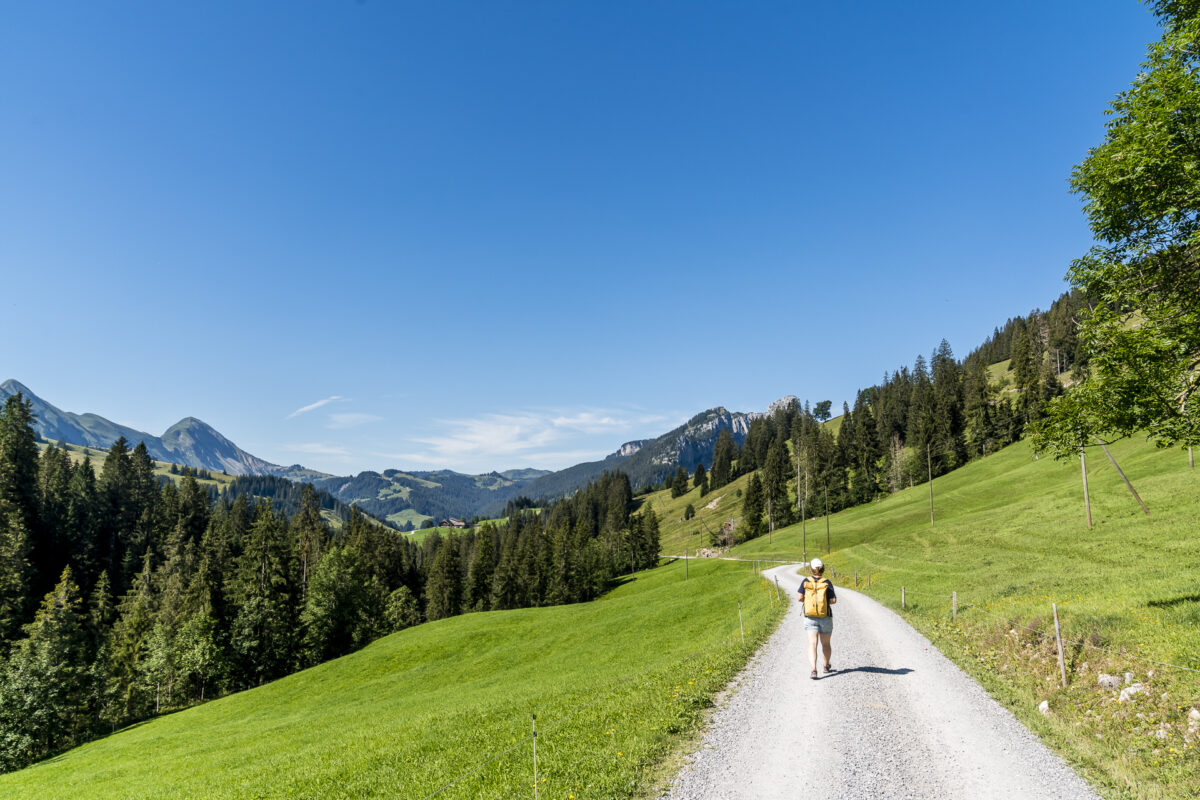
(0, 395), (657, 773)
(653, 292), (1092, 546)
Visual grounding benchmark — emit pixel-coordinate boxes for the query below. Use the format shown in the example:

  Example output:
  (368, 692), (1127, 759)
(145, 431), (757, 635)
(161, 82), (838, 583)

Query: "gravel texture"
(660, 564), (1099, 800)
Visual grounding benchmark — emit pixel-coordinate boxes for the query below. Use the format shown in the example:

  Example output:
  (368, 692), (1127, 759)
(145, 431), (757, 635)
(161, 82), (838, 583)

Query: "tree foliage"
(1035, 5), (1200, 455)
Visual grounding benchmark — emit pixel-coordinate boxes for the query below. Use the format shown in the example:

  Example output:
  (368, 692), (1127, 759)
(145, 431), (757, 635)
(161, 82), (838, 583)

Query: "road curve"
(661, 564), (1099, 800)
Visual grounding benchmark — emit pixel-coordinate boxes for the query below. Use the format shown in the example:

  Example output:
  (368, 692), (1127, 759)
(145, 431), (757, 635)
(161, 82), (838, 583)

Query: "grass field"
(730, 436), (1199, 799)
(0, 559), (784, 800)
(385, 508), (433, 529)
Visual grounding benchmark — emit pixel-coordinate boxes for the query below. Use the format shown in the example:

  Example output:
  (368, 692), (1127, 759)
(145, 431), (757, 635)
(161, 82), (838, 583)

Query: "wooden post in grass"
(854, 571), (858, 588)
(738, 602), (744, 646)
(928, 448), (935, 526)
(824, 484), (830, 554)
(1094, 437), (1149, 516)
(774, 576), (781, 602)
(532, 714), (538, 800)
(952, 591), (957, 620)
(1052, 603), (1068, 689)
(902, 586), (906, 610)
(1080, 443), (1093, 529)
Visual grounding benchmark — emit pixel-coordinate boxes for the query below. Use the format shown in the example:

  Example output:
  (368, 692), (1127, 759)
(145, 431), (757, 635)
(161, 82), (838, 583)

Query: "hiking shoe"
(824, 664), (835, 674)
(810, 669), (818, 680)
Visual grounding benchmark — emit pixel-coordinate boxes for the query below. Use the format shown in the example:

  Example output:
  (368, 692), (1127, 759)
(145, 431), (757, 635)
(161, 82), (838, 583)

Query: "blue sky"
(0, 1), (1160, 475)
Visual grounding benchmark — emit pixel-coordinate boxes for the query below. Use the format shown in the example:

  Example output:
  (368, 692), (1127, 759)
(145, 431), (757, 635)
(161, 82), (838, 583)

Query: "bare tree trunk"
(1094, 437), (1149, 515)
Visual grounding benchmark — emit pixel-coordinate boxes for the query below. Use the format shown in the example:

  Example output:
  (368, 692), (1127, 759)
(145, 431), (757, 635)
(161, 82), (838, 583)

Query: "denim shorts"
(803, 615), (833, 634)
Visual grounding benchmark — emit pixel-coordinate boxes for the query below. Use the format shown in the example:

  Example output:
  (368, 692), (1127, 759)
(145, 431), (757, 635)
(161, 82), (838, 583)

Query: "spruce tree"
(763, 439), (791, 530)
(464, 525), (496, 611)
(0, 568), (91, 771)
(0, 394), (39, 639)
(670, 466), (689, 498)
(424, 537), (462, 621)
(64, 455), (100, 588)
(710, 429), (735, 489)
(740, 473), (766, 542)
(227, 502), (298, 687)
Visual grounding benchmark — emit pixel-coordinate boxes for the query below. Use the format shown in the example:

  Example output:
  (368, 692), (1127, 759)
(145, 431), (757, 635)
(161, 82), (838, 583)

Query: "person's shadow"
(820, 666), (913, 678)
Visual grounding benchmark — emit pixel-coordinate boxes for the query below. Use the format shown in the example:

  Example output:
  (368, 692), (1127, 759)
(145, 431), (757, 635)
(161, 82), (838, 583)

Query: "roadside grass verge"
(1, 559), (785, 800)
(731, 436), (1200, 799)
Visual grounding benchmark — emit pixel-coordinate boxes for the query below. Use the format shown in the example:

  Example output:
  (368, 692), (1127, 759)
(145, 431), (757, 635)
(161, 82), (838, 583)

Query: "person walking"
(797, 557), (836, 679)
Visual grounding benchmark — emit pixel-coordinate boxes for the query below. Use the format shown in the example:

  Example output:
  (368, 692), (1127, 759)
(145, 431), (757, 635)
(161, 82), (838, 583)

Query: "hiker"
(798, 557), (836, 679)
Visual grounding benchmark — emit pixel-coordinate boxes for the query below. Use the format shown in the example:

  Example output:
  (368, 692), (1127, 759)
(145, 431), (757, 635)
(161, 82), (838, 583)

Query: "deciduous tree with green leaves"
(1035, 2), (1200, 461)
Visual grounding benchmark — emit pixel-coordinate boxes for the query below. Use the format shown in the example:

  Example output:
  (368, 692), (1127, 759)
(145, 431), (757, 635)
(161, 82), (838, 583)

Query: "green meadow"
(0, 559), (783, 800)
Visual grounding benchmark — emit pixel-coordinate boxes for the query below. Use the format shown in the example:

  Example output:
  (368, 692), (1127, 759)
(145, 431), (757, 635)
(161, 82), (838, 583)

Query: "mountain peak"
(0, 379), (37, 398)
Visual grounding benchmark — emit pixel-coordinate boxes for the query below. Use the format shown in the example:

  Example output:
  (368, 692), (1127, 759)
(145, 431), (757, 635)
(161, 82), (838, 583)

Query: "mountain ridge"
(1, 378), (791, 523)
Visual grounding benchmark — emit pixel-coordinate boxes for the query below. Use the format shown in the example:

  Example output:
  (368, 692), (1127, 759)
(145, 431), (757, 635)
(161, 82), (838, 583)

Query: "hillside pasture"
(0, 560), (784, 799)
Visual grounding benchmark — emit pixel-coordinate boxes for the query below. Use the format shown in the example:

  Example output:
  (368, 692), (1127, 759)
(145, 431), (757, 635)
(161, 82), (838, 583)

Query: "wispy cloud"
(287, 395), (345, 419)
(327, 412), (384, 430)
(284, 442), (354, 459)
(408, 407), (651, 466)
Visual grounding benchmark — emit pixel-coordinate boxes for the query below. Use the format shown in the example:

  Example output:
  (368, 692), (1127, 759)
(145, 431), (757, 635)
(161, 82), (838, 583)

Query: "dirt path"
(661, 564), (1099, 799)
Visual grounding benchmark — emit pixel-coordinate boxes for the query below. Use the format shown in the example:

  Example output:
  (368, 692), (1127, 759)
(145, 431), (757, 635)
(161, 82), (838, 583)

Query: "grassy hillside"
(2, 560), (784, 800)
(43, 441), (237, 490)
(641, 473), (752, 557)
(731, 436), (1199, 799)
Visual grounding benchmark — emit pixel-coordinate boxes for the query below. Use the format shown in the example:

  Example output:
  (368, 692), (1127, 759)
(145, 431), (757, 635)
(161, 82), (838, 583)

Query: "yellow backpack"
(803, 577), (830, 618)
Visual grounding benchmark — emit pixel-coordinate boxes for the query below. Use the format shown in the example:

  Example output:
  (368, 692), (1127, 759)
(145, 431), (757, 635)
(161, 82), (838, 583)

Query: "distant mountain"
(0, 379), (309, 478)
(313, 467), (551, 526)
(1, 378), (791, 526)
(480, 404), (780, 515)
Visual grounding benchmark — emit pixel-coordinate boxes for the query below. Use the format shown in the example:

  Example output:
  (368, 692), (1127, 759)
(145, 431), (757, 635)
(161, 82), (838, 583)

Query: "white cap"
(810, 557), (824, 570)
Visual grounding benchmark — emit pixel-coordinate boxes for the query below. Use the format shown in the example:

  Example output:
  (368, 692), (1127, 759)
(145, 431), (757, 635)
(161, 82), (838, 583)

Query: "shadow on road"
(820, 666), (914, 678)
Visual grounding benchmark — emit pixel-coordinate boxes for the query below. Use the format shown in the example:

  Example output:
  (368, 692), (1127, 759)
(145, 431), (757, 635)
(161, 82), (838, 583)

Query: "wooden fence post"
(902, 586), (906, 610)
(952, 591), (957, 620)
(532, 714), (538, 800)
(1053, 603), (1068, 689)
(1080, 444), (1092, 529)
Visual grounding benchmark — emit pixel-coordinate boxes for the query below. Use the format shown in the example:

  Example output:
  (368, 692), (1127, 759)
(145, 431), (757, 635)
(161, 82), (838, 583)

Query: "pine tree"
(931, 339), (966, 466)
(0, 394), (39, 640)
(424, 537), (462, 621)
(740, 473), (766, 542)
(108, 552), (157, 721)
(64, 455), (100, 588)
(710, 429), (735, 489)
(36, 444), (72, 595)
(464, 525), (496, 611)
(292, 484), (327, 603)
(763, 439), (790, 530)
(227, 502), (298, 687)
(0, 568), (92, 771)
(670, 466), (689, 498)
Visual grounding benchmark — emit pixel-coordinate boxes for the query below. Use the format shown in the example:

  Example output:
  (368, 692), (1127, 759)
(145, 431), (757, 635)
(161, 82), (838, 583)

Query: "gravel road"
(661, 564), (1099, 800)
